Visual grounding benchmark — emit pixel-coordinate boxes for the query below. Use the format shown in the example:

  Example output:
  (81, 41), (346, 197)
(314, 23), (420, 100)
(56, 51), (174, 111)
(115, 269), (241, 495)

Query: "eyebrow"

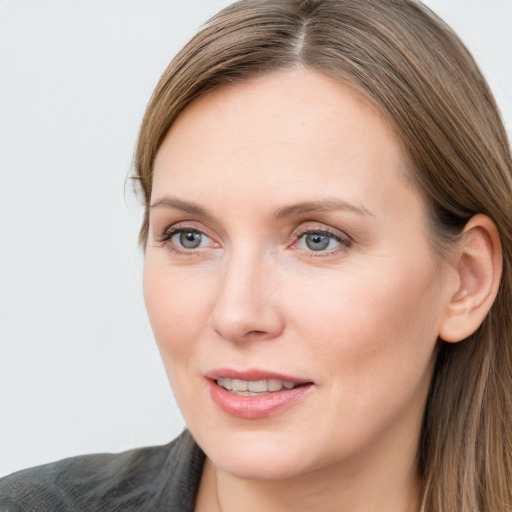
(150, 197), (212, 218)
(273, 199), (373, 219)
(150, 196), (372, 219)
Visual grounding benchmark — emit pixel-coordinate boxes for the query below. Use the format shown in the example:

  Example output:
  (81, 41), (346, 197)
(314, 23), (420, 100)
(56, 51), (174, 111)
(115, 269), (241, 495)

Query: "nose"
(209, 249), (285, 343)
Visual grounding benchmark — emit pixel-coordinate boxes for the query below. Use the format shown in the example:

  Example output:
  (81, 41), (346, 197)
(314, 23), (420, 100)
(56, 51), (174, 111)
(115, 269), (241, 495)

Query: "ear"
(439, 214), (502, 343)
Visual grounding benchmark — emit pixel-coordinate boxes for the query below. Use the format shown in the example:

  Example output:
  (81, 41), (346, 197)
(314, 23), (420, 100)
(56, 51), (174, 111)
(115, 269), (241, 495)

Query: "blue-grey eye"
(306, 233), (329, 251)
(171, 230), (211, 249)
(297, 232), (342, 252)
(180, 231), (202, 248)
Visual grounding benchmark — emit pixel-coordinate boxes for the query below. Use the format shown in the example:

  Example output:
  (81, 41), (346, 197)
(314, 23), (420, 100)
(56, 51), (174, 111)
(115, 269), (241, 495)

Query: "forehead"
(152, 68), (414, 217)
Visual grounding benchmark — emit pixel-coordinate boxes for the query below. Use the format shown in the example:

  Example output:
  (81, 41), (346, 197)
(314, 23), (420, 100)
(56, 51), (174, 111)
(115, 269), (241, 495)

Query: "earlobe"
(439, 214), (502, 343)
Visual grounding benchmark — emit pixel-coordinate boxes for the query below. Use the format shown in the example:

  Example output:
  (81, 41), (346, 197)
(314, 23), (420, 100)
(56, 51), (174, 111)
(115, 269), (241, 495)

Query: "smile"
(215, 378), (300, 395)
(207, 370), (314, 419)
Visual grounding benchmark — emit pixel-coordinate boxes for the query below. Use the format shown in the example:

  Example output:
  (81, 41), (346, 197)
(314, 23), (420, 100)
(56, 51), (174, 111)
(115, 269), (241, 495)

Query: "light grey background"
(1, 0), (511, 476)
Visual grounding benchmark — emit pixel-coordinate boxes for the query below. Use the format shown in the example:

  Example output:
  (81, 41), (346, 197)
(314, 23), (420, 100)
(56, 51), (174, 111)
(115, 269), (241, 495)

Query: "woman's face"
(144, 69), (456, 481)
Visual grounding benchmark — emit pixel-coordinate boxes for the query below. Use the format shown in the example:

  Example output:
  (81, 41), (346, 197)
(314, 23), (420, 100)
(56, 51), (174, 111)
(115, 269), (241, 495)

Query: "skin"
(143, 69), (461, 512)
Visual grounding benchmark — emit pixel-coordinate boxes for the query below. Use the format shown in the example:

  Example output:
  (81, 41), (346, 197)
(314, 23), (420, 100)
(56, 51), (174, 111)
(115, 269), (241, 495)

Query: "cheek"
(143, 262), (212, 363)
(278, 260), (442, 455)
(143, 262), (216, 423)
(285, 257), (443, 382)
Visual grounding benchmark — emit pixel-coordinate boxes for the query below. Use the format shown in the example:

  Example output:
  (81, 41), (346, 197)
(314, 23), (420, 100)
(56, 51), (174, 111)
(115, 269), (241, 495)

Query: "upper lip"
(205, 368), (312, 384)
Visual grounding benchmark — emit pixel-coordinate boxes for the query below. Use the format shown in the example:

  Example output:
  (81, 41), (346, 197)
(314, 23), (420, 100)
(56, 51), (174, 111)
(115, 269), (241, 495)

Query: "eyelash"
(157, 224), (351, 257)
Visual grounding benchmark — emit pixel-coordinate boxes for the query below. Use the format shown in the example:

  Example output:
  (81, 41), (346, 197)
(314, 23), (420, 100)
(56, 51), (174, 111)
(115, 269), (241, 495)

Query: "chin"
(212, 448), (309, 481)
(190, 425), (325, 481)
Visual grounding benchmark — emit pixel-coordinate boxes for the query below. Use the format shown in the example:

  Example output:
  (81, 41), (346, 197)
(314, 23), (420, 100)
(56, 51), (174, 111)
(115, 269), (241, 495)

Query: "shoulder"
(0, 430), (205, 512)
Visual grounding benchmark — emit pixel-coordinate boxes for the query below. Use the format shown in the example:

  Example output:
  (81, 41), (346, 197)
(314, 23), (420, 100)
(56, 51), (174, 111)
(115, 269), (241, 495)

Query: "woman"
(1, 1), (511, 511)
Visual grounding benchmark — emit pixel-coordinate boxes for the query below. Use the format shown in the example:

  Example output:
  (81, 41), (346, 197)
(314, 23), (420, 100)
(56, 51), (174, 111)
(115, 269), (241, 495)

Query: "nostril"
(244, 329), (273, 340)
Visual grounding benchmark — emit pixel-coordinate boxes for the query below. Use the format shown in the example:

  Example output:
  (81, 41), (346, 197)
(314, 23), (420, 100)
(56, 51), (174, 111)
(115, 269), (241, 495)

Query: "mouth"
(215, 377), (306, 396)
(205, 369), (314, 419)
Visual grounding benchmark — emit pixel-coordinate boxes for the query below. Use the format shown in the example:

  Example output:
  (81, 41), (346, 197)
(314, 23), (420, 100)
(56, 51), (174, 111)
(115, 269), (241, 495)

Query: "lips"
(205, 369), (314, 419)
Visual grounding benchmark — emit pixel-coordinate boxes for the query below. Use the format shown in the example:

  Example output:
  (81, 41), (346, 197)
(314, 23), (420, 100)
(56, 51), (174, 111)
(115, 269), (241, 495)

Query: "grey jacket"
(0, 430), (205, 512)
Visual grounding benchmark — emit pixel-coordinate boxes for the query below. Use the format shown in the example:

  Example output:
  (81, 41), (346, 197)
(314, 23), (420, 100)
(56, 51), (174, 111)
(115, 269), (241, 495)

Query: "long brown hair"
(133, 1), (512, 510)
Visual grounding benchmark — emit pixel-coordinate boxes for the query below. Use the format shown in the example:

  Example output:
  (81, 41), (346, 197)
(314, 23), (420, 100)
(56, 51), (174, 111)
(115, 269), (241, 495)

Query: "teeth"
(216, 378), (299, 394)
(267, 379), (282, 391)
(217, 377), (232, 390)
(248, 380), (267, 392)
(232, 379), (248, 392)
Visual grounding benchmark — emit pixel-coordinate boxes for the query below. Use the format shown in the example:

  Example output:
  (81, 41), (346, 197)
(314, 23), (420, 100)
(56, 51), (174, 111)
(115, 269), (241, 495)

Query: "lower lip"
(208, 380), (314, 419)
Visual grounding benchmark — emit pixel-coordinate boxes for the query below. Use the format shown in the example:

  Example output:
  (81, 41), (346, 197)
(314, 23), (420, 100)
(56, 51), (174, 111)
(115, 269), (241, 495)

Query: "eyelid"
(156, 220), (211, 240)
